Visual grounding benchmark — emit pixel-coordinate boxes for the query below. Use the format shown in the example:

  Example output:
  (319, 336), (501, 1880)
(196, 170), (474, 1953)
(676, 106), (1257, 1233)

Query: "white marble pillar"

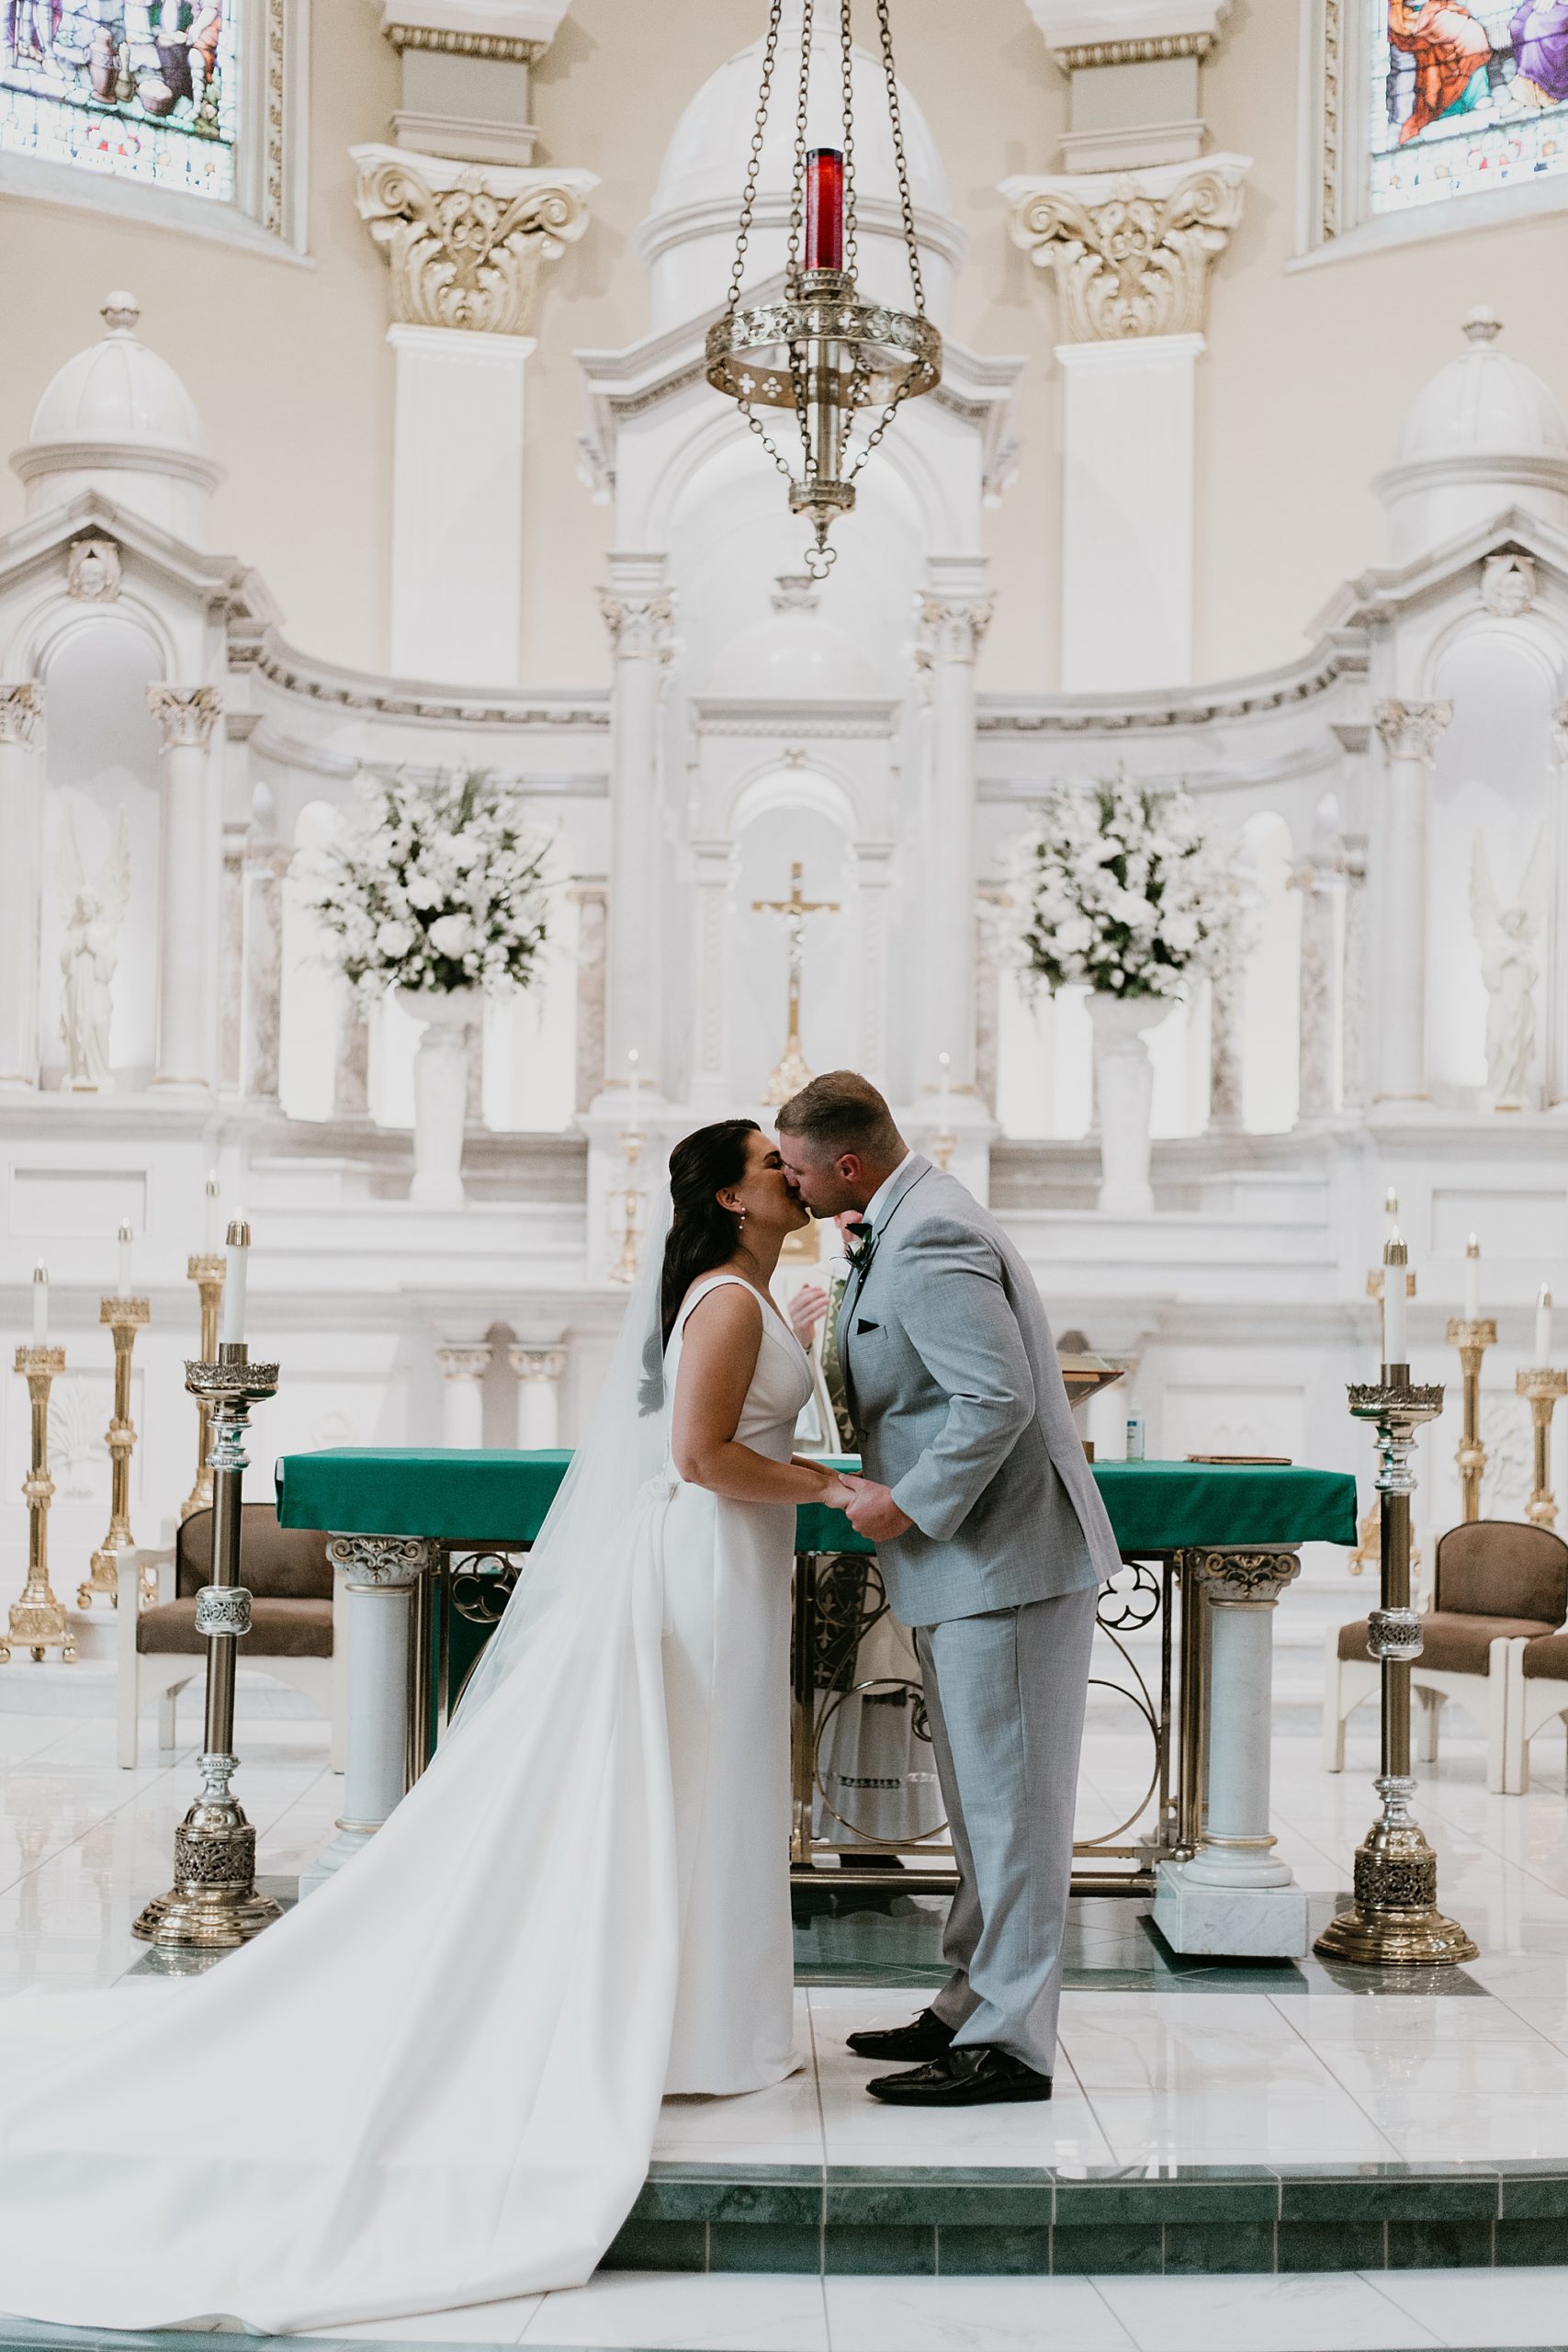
(570, 881), (607, 1114)
(1292, 853), (1341, 1122)
(437, 1342), (491, 1448)
(1156, 1546), (1308, 1955)
(217, 820), (246, 1093)
(600, 561), (674, 1091)
(1207, 969), (1244, 1132)
(242, 845), (286, 1101)
(1372, 698), (1450, 1103)
(300, 1534), (432, 1894)
(509, 1338), (567, 1449)
(1548, 705), (1568, 1111)
(1340, 831), (1370, 1112)
(690, 837), (734, 1114)
(353, 147), (593, 687)
(852, 840), (894, 1087)
(919, 562), (992, 1095)
(0, 684), (44, 1094)
(147, 685), (220, 1092)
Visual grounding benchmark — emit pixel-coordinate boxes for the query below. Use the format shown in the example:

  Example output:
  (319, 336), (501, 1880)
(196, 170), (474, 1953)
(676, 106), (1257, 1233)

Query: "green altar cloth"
(276, 1447), (1358, 1553)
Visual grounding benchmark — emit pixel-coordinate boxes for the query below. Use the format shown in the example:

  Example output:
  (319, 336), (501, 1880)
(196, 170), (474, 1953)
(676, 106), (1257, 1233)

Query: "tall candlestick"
(220, 1216), (249, 1347)
(1383, 1233), (1409, 1368)
(1464, 1235), (1481, 1323)
(805, 145), (845, 272)
(116, 1222), (132, 1298)
(626, 1047), (641, 1117)
(31, 1263), (46, 1346)
(204, 1170), (220, 1254)
(79, 1283), (152, 1612)
(4, 1339), (76, 1664)
(1383, 1188), (1399, 1240)
(1537, 1284), (1554, 1367)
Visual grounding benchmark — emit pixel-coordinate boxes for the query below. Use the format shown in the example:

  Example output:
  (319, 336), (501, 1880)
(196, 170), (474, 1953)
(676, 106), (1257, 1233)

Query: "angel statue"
(58, 807), (130, 1092)
(1470, 826), (1550, 1112)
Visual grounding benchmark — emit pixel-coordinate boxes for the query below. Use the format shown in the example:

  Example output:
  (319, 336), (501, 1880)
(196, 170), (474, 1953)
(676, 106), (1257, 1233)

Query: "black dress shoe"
(845, 2006), (955, 2063)
(866, 2044), (1053, 2106)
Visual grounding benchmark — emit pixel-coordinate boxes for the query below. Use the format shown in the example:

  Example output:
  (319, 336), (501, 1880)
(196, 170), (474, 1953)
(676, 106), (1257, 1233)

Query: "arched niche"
(38, 614), (164, 1090)
(728, 768), (857, 1105)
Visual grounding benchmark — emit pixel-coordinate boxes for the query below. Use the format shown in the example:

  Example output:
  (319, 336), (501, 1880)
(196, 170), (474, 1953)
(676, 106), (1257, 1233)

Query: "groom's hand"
(843, 1477), (913, 1543)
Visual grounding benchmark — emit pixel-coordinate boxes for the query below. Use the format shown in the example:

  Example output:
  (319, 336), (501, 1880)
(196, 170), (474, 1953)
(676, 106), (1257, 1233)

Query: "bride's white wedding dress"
(0, 1253), (812, 2336)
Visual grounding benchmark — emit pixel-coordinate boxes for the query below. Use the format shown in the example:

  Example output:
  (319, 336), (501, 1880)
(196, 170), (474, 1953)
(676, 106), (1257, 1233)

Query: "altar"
(276, 1449), (1357, 1954)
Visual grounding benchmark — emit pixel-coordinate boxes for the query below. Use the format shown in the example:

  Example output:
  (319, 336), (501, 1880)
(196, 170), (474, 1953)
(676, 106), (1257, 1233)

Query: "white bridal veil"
(0, 1188), (689, 2335)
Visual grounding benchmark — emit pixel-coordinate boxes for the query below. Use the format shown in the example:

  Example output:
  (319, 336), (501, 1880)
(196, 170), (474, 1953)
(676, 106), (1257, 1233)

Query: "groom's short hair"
(777, 1070), (903, 1163)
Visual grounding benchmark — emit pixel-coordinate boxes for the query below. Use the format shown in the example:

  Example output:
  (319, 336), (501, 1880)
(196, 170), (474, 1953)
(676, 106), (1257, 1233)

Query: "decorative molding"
(65, 536), (121, 603)
(0, 683), (43, 747)
(977, 635), (1368, 737)
(385, 23), (545, 60)
(687, 697), (902, 741)
(1482, 552), (1537, 617)
(436, 1344), (493, 1380)
(1003, 154), (1249, 341)
(325, 1532), (434, 1587)
(919, 594), (995, 665)
(353, 144), (592, 336)
(1056, 32), (1217, 65)
(1186, 1545), (1302, 1605)
(147, 684), (221, 751)
(1024, 0), (1231, 65)
(1373, 699), (1452, 766)
(507, 1343), (567, 1383)
(597, 588), (674, 662)
(251, 638), (609, 728)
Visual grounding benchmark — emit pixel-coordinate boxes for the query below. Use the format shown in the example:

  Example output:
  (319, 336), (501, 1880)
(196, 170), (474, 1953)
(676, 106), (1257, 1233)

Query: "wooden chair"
(1324, 1520), (1568, 1796)
(117, 1505), (346, 1771)
(1506, 1562), (1568, 1792)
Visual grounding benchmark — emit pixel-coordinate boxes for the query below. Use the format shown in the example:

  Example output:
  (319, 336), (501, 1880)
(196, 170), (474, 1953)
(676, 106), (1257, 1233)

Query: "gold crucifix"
(751, 861), (840, 1106)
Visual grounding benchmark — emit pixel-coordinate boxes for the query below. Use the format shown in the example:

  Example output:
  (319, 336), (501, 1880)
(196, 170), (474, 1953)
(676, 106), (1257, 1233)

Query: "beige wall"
(3, 1), (1566, 693)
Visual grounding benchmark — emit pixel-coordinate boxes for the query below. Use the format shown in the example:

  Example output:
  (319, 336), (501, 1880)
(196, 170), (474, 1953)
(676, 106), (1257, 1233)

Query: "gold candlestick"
(3, 1346), (76, 1665)
(1517, 1367), (1568, 1530)
(77, 1296), (151, 1610)
(180, 1253), (225, 1522)
(608, 1125), (648, 1285)
(1445, 1317), (1496, 1524)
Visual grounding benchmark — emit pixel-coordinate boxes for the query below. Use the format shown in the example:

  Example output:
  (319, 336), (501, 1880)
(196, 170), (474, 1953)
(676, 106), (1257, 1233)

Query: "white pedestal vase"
(1087, 992), (1172, 1216)
(396, 989), (480, 1210)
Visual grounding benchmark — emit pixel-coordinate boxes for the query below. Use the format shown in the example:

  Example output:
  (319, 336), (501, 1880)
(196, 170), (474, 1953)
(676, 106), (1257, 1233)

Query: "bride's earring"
(737, 1208), (747, 1233)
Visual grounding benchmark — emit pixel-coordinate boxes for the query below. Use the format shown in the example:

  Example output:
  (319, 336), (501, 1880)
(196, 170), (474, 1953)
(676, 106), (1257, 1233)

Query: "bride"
(0, 1119), (855, 2336)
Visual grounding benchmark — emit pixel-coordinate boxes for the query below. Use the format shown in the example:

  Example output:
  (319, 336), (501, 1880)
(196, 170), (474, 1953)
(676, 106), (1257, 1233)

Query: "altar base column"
(1156, 1546), (1308, 1956)
(300, 1535), (431, 1894)
(510, 1338), (566, 1449)
(437, 1343), (491, 1448)
(0, 684), (44, 1093)
(148, 685), (220, 1092)
(1372, 700), (1450, 1102)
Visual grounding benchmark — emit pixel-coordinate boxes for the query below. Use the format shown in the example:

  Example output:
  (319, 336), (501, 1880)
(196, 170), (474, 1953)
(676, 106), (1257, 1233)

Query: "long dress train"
(0, 1269), (810, 2335)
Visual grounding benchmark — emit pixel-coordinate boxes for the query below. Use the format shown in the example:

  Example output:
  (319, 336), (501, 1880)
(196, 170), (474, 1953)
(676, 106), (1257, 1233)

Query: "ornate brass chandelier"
(705, 0), (942, 577)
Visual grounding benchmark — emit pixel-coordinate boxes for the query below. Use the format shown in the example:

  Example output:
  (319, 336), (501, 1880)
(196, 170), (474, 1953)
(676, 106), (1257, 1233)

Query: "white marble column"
(690, 838), (734, 1114)
(300, 1534), (432, 1894)
(1207, 969), (1244, 1132)
(147, 685), (220, 1092)
(509, 1338), (567, 1450)
(1292, 852), (1341, 1122)
(600, 561), (674, 1091)
(0, 684), (44, 1094)
(1156, 1546), (1308, 1955)
(919, 562), (992, 1096)
(852, 840), (894, 1088)
(353, 146), (592, 685)
(570, 881), (607, 1114)
(1372, 699), (1450, 1103)
(437, 1342), (491, 1448)
(242, 845), (286, 1101)
(1548, 705), (1568, 1111)
(1340, 831), (1370, 1113)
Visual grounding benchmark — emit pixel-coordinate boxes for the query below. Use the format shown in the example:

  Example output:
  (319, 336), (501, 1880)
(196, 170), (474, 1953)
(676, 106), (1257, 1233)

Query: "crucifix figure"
(751, 861), (840, 1107)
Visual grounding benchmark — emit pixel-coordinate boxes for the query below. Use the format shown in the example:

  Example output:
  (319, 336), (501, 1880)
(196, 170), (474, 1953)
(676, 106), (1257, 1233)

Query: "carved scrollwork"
(1187, 1547), (1303, 1605)
(326, 1533), (433, 1587)
(355, 154), (589, 336)
(1007, 159), (1248, 342)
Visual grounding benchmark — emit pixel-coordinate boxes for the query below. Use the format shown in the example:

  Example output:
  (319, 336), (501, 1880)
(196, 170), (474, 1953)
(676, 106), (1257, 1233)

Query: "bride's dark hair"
(660, 1119), (760, 1348)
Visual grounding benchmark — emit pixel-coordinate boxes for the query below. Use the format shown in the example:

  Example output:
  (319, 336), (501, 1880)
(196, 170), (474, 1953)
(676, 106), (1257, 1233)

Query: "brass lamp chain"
(730, 0), (797, 493)
(843, 0), (923, 486)
(787, 0), (816, 490)
(840, 0), (859, 284)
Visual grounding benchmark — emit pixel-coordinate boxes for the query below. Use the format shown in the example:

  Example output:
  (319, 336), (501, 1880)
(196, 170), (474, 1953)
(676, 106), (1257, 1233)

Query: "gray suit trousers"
(916, 1583), (1098, 2075)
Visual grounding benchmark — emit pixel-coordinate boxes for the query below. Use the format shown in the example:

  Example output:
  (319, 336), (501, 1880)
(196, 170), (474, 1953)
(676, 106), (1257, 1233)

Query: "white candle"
(1383, 1188), (1399, 1240)
(938, 1052), (952, 1099)
(221, 1216), (249, 1347)
(1464, 1235), (1481, 1323)
(31, 1263), (47, 1345)
(626, 1048), (640, 1105)
(116, 1222), (132, 1298)
(204, 1170), (220, 1254)
(1537, 1284), (1554, 1368)
(1384, 1233), (1409, 1367)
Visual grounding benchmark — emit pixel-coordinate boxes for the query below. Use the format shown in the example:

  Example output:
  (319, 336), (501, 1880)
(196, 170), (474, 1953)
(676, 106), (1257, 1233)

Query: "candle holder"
(179, 1252), (225, 1523)
(77, 1295), (151, 1610)
(608, 1125), (648, 1285)
(133, 1343), (283, 1948)
(1351, 1263), (1420, 1576)
(1315, 1371), (1477, 1968)
(1517, 1367), (1568, 1531)
(3, 1346), (76, 1664)
(1445, 1317), (1497, 1525)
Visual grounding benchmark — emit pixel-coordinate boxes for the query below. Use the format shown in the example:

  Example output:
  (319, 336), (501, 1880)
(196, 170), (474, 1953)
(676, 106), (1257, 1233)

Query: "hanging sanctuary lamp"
(705, 0), (942, 578)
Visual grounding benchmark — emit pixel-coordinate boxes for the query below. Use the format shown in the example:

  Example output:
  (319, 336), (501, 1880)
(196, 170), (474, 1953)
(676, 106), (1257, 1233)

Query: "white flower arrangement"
(311, 768), (552, 1001)
(1011, 775), (1254, 1001)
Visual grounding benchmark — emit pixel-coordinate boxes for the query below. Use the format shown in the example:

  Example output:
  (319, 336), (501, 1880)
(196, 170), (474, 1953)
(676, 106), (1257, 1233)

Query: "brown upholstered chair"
(116, 1506), (346, 1771)
(1504, 1533), (1568, 1792)
(1324, 1521), (1568, 1795)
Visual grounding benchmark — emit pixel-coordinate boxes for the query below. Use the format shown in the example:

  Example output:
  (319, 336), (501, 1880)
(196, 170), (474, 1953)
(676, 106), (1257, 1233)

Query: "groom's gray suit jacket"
(837, 1155), (1122, 1627)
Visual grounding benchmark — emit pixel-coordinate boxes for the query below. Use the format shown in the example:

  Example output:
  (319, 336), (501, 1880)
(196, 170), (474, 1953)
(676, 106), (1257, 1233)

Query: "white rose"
(429, 912), (476, 958)
(405, 871), (442, 910)
(376, 919), (414, 959)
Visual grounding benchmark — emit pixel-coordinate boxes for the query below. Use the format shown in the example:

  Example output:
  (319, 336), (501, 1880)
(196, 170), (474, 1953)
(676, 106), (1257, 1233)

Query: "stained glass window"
(0, 3), (240, 202)
(1369, 3), (1568, 216)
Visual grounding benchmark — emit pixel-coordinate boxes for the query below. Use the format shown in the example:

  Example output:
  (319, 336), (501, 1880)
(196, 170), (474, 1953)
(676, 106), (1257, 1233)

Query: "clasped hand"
(816, 1470), (912, 1543)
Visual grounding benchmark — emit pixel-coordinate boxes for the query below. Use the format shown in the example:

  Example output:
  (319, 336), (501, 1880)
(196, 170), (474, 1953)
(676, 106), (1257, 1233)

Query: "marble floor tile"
(819, 2075), (1115, 2167)
(321, 2291), (542, 2342)
(1371, 2263), (1568, 2348)
(1085, 2085), (1399, 2165)
(1273, 1990), (1543, 2043)
(1356, 2088), (1568, 2162)
(1091, 2270), (1438, 2352)
(824, 2276), (1134, 2351)
(1311, 2034), (1568, 2102)
(522, 2272), (829, 2349)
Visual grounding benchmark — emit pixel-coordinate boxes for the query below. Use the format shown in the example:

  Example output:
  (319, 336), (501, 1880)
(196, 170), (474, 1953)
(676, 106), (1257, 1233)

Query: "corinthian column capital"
(147, 684), (221, 750)
(0, 683), (42, 747)
(919, 594), (994, 665)
(598, 585), (676, 662)
(1001, 153), (1249, 342)
(353, 142), (593, 335)
(1374, 699), (1452, 766)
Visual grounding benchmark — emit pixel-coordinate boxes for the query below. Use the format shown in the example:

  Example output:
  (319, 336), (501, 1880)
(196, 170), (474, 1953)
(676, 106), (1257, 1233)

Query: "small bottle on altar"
(1125, 1413), (1145, 1463)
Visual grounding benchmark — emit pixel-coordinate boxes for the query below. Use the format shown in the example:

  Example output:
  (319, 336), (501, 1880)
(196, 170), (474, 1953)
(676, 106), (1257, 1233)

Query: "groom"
(777, 1071), (1121, 2107)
